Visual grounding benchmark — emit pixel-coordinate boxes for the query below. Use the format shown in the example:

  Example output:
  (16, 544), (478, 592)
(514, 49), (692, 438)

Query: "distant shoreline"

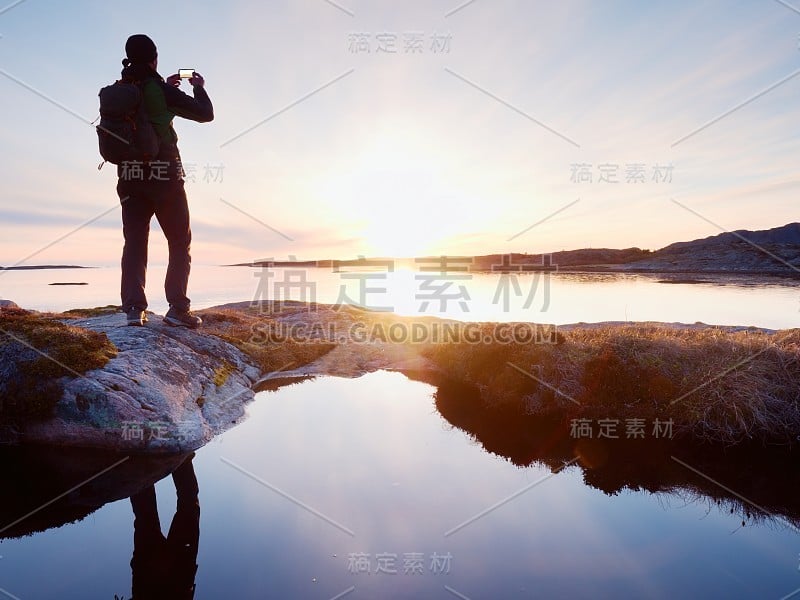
(224, 262), (800, 282)
(4, 263), (797, 284)
(226, 222), (800, 278)
(0, 265), (92, 271)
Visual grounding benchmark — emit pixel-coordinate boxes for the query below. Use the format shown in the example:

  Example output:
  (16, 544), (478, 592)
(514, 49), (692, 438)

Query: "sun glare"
(314, 129), (477, 257)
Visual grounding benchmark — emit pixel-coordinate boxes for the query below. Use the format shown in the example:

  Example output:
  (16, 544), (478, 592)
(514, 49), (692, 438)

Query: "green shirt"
(142, 79), (178, 145)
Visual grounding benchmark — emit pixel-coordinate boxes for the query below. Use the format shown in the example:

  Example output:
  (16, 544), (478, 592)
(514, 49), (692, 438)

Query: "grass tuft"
(0, 307), (117, 420)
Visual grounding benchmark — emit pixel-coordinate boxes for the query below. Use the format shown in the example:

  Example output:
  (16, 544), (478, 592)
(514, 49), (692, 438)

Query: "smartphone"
(179, 69), (195, 79)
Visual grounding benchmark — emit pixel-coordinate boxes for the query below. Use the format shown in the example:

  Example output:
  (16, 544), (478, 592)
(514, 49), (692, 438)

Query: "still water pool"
(0, 371), (798, 599)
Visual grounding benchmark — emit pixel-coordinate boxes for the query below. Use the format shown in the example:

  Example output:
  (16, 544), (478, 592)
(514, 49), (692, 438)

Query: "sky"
(1, 0), (800, 267)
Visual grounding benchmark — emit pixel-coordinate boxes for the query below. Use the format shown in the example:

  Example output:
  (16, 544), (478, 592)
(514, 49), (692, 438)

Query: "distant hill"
(469, 248), (652, 270)
(467, 223), (800, 275)
(234, 223), (800, 277)
(621, 222), (800, 275)
(663, 223), (800, 251)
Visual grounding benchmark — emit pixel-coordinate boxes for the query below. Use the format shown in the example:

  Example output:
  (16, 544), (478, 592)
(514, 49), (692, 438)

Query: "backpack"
(96, 78), (160, 165)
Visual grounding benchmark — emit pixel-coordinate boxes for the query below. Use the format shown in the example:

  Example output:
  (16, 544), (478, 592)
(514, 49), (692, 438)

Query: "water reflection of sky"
(2, 371), (797, 598)
(4, 265), (799, 328)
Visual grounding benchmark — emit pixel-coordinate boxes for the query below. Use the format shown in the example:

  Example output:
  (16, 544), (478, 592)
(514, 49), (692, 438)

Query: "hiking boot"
(126, 308), (147, 326)
(164, 307), (202, 329)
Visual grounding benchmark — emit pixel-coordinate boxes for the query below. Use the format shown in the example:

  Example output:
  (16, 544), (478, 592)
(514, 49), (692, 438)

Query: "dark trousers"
(117, 177), (192, 312)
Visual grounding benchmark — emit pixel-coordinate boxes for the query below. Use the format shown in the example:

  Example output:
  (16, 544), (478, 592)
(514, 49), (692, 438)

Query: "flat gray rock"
(17, 312), (260, 454)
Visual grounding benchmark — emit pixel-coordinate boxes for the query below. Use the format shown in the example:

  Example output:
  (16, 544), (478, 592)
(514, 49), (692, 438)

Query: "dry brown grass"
(422, 323), (800, 445)
(198, 305), (336, 375)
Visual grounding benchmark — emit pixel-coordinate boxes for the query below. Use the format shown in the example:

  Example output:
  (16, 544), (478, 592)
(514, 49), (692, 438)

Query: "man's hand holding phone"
(188, 72), (205, 88)
(166, 70), (205, 88)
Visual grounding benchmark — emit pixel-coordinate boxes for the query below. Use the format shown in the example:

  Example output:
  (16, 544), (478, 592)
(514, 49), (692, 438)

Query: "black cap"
(125, 34), (157, 65)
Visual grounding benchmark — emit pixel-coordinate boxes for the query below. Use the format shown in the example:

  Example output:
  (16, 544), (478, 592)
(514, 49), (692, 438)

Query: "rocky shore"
(1, 299), (797, 453)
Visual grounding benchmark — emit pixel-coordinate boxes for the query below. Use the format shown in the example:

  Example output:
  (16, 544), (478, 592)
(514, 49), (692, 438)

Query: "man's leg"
(154, 179), (192, 312)
(166, 455), (200, 598)
(119, 181), (155, 313)
(129, 485), (168, 598)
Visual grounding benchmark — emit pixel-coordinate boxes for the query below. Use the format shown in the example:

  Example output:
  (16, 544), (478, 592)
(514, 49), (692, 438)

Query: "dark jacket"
(118, 63), (213, 174)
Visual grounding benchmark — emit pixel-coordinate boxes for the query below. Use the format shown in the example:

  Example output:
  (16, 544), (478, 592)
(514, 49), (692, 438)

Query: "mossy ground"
(212, 360), (235, 387)
(59, 305), (122, 319)
(197, 304), (336, 375)
(0, 307), (117, 420)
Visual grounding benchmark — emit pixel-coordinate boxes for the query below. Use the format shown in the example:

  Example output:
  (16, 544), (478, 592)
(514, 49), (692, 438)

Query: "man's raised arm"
(163, 72), (214, 123)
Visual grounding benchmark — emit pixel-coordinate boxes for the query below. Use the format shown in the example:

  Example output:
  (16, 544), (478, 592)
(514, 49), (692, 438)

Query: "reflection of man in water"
(129, 454), (199, 599)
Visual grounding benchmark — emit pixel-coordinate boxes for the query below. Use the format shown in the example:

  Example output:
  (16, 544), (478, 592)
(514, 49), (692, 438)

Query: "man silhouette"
(117, 34), (213, 328)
